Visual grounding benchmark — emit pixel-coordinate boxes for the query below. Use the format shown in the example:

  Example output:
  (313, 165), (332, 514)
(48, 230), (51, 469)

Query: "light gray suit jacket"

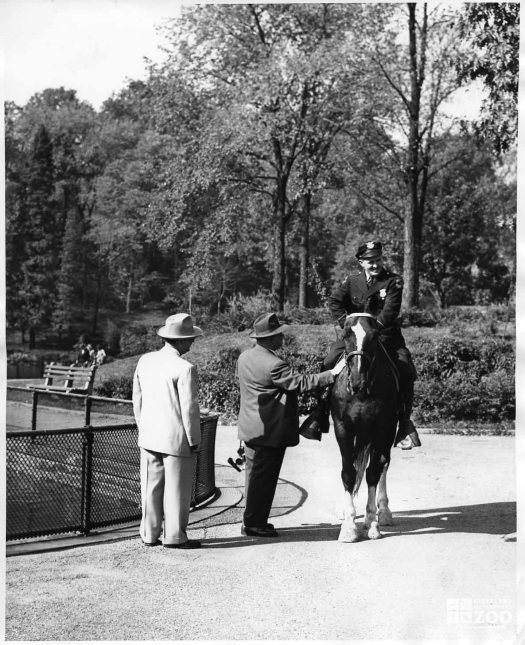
(237, 344), (334, 448)
(133, 343), (201, 457)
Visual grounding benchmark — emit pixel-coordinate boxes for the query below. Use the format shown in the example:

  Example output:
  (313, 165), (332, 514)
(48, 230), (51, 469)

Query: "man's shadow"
(201, 501), (516, 548)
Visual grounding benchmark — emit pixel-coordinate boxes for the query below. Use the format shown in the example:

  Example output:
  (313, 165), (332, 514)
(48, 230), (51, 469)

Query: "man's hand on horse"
(330, 358), (346, 376)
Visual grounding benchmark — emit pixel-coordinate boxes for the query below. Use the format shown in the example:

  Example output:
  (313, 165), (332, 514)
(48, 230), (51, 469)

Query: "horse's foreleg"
(364, 452), (387, 540)
(364, 484), (381, 540)
(338, 490), (359, 543)
(377, 463), (393, 526)
(338, 469), (359, 543)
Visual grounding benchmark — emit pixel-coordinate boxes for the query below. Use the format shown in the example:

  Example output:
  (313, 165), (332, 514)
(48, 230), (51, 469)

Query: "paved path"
(5, 416), (517, 642)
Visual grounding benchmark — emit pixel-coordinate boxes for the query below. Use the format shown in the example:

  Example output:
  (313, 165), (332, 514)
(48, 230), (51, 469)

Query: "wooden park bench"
(28, 362), (97, 395)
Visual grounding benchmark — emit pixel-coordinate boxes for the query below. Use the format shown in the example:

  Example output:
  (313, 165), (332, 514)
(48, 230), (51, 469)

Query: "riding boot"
(299, 385), (332, 441)
(395, 386), (422, 450)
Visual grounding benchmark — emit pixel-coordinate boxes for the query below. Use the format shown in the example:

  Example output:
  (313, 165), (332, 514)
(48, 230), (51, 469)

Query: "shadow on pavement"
(203, 523), (341, 548)
(384, 501), (516, 538)
(201, 501), (516, 548)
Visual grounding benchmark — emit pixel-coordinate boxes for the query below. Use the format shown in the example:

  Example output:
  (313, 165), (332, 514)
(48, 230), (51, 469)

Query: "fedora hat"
(249, 313), (288, 338)
(157, 313), (203, 339)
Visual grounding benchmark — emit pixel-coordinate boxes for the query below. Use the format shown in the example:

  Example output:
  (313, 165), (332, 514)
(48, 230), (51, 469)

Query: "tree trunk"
(92, 265), (102, 335)
(125, 269), (133, 314)
(271, 179), (288, 312)
(29, 327), (35, 349)
(402, 3), (424, 309)
(298, 192), (311, 308)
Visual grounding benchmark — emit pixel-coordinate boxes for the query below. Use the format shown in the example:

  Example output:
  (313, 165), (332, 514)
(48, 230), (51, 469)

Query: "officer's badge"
(366, 241), (375, 249)
(379, 288), (387, 299)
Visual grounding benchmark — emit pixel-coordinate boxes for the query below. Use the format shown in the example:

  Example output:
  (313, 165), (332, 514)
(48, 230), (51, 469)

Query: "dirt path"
(5, 430), (516, 641)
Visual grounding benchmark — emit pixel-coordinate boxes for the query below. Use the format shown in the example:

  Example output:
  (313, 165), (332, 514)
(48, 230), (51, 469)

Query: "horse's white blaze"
(352, 320), (367, 372)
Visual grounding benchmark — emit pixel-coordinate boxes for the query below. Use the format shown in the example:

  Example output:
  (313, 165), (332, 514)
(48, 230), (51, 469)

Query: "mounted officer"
(324, 239), (421, 450)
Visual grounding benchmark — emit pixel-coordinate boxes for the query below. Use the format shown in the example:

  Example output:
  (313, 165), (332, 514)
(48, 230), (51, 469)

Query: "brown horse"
(331, 313), (400, 542)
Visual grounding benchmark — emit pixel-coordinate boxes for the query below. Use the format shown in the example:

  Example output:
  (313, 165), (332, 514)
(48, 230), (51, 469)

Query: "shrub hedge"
(95, 305), (514, 429)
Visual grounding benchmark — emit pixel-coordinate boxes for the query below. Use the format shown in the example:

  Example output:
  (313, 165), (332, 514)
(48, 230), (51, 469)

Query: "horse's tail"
(352, 440), (371, 496)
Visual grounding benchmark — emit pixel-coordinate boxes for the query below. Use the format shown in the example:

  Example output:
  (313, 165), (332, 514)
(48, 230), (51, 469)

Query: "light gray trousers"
(140, 448), (195, 545)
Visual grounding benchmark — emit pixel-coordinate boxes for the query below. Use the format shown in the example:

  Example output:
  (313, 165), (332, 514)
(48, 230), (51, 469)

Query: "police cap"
(356, 240), (383, 259)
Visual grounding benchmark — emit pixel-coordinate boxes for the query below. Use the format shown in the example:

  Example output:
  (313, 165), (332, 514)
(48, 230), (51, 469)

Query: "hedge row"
(94, 330), (514, 428)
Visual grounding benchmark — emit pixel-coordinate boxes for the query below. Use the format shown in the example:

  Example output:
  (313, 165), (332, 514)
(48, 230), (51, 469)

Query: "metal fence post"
(31, 389), (38, 431)
(84, 395), (92, 426)
(80, 426), (94, 535)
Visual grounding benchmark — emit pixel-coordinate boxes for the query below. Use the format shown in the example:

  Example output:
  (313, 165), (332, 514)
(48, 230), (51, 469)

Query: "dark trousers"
(243, 443), (286, 528)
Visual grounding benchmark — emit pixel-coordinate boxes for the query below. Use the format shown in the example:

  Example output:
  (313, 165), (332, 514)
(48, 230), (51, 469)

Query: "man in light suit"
(133, 313), (203, 549)
(237, 313), (345, 538)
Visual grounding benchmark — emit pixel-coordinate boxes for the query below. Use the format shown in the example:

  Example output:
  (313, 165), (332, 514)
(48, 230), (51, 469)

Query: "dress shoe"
(142, 540), (162, 547)
(164, 540), (202, 549)
(241, 524), (278, 537)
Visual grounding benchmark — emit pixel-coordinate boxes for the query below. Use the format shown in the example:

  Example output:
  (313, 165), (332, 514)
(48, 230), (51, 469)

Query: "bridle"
(344, 313), (376, 366)
(343, 314), (377, 395)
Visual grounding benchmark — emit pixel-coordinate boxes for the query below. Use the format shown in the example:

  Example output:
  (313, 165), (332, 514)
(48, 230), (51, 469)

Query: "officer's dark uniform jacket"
(327, 267), (406, 350)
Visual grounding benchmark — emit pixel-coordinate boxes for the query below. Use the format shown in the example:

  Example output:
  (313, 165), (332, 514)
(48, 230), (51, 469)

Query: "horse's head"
(342, 313), (379, 396)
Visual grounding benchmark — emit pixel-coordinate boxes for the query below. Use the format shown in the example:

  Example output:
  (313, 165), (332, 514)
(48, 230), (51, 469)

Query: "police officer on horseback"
(324, 240), (421, 450)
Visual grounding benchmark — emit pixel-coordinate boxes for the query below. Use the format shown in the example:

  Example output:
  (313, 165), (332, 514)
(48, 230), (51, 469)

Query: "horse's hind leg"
(377, 463), (393, 526)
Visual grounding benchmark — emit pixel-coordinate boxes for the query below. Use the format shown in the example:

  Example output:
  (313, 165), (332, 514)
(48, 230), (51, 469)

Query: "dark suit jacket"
(236, 344), (335, 448)
(327, 268), (406, 348)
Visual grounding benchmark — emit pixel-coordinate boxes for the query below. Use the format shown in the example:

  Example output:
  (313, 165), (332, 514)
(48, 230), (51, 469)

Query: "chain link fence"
(6, 416), (218, 541)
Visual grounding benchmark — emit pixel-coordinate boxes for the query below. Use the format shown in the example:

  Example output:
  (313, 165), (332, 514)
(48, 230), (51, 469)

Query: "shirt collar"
(254, 343), (279, 357)
(161, 343), (181, 357)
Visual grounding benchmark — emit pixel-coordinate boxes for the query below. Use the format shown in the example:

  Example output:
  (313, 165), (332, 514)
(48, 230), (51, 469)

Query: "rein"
(345, 349), (373, 364)
(345, 349), (375, 395)
(344, 343), (399, 395)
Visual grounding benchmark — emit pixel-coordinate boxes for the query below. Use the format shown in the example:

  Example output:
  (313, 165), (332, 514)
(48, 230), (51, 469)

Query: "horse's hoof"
(367, 524), (382, 540)
(338, 523), (359, 543)
(378, 509), (393, 526)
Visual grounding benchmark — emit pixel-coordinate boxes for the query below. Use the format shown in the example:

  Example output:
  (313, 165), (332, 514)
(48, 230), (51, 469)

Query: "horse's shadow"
(378, 501), (516, 539)
(202, 501), (516, 548)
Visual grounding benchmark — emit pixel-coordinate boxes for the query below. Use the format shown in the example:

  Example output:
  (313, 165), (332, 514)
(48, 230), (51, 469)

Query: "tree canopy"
(5, 3), (517, 344)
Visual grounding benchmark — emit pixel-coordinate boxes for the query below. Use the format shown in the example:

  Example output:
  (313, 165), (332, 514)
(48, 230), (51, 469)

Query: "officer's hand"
(330, 359), (346, 376)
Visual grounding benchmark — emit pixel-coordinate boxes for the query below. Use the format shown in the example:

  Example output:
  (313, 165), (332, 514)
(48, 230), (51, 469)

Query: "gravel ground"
(5, 427), (517, 642)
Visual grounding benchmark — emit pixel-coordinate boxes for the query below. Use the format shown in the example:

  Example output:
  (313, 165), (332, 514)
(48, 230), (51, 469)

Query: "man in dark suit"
(325, 240), (421, 450)
(236, 313), (344, 537)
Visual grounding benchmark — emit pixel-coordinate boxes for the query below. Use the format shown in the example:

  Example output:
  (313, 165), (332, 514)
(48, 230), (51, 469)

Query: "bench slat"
(44, 367), (94, 375)
(32, 362), (97, 395)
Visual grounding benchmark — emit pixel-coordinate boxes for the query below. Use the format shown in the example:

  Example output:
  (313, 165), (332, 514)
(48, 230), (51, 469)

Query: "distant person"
(325, 239), (421, 450)
(95, 346), (106, 365)
(236, 312), (345, 538)
(77, 343), (90, 366)
(86, 344), (96, 365)
(132, 313), (203, 549)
